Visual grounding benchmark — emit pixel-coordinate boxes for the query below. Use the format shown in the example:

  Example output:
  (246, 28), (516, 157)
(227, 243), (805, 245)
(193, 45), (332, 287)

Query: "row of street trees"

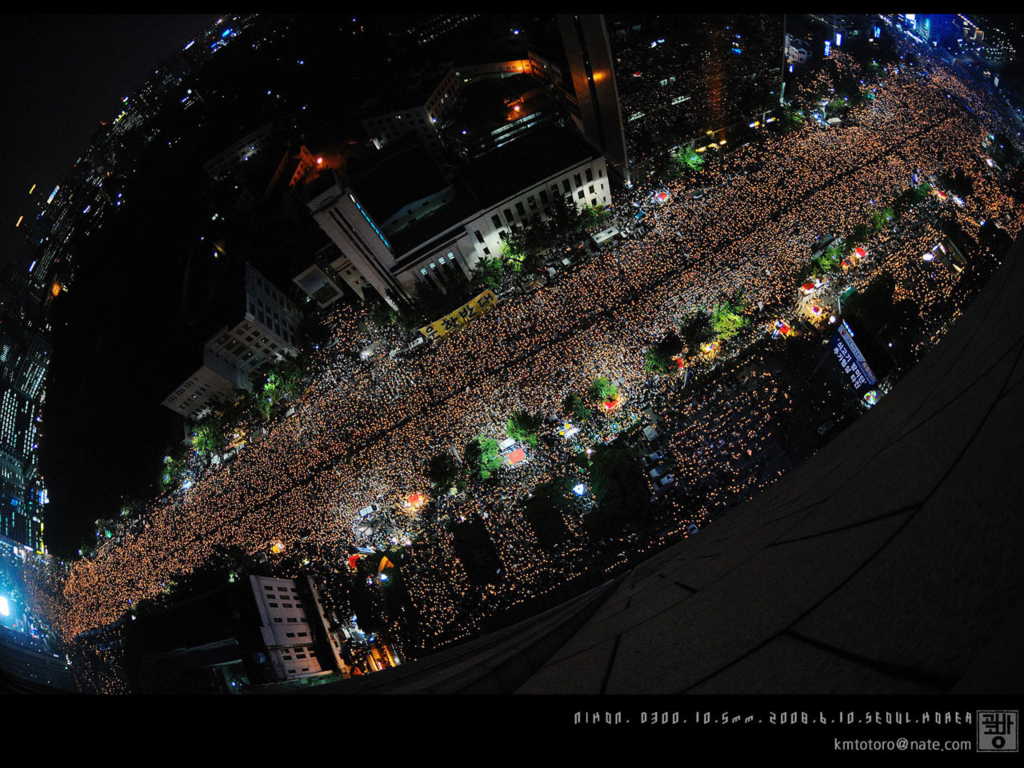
(644, 294), (749, 376)
(156, 352), (312, 494)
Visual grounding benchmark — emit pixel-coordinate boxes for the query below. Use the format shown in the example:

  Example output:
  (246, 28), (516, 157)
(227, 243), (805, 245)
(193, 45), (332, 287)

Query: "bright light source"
(0, 596), (9, 617)
(572, 484), (586, 496)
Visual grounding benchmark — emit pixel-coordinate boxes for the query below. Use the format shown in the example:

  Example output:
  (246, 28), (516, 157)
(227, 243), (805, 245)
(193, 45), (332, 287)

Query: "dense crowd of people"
(32, 37), (1023, 687)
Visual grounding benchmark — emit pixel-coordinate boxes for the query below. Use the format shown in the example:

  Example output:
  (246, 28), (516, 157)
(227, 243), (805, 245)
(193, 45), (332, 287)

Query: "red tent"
(507, 448), (527, 466)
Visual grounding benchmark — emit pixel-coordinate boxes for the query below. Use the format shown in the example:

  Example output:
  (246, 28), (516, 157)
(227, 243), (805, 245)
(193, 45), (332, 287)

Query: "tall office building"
(0, 283), (50, 553)
(557, 14), (631, 186)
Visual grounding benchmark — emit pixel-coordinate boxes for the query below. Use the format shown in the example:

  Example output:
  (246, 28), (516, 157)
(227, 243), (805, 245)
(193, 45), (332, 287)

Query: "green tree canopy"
(780, 106), (805, 133)
(711, 293), (750, 340)
(645, 333), (683, 375)
(546, 192), (585, 240)
(470, 256), (504, 293)
(158, 451), (185, 492)
(586, 376), (619, 404)
(499, 224), (530, 272)
(815, 239), (845, 272)
(579, 204), (611, 232)
(645, 347), (674, 375)
(507, 410), (544, 447)
(672, 145), (705, 174)
(426, 452), (463, 492)
(464, 436), (504, 480)
(561, 392), (592, 423)
(678, 310), (716, 354)
(191, 416), (225, 456)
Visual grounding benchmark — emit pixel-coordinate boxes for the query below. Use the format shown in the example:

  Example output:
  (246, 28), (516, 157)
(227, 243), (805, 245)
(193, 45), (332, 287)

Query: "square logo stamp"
(978, 711), (1017, 752)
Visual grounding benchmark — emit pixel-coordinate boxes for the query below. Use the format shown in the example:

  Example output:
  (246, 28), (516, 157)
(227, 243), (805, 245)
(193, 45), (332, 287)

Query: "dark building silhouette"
(558, 14), (631, 185)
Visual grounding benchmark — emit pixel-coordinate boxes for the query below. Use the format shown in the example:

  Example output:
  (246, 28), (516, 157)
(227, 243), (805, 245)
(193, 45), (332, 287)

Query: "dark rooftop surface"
(388, 126), (597, 261)
(459, 125), (596, 211)
(350, 138), (450, 225)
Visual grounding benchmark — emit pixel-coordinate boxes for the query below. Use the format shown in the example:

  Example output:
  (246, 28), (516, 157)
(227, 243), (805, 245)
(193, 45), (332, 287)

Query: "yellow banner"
(419, 290), (498, 341)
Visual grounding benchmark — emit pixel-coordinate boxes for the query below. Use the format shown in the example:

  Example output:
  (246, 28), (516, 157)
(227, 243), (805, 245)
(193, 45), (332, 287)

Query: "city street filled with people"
(33, 38), (1024, 691)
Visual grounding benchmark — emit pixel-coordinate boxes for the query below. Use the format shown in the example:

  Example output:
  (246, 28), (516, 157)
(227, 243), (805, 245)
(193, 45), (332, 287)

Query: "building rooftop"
(349, 138), (451, 225)
(388, 126), (598, 263)
(458, 125), (597, 211)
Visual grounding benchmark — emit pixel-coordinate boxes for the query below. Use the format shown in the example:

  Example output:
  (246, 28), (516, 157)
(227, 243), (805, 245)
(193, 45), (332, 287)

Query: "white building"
(786, 34), (812, 64)
(302, 126), (610, 308)
(162, 263), (302, 420)
(249, 575), (349, 682)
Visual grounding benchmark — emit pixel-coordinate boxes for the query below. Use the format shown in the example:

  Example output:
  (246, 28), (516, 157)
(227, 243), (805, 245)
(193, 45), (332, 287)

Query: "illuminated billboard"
(829, 321), (877, 392)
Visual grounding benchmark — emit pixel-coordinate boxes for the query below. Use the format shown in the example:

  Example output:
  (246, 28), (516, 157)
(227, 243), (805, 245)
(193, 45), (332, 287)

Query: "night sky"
(0, 14), (217, 267)
(0, 15), (217, 557)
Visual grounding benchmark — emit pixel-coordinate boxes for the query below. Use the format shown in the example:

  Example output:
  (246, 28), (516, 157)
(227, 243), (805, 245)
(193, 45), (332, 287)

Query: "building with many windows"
(361, 66), (462, 160)
(162, 262), (302, 421)
(302, 126), (610, 308)
(250, 575), (349, 682)
(202, 122), (281, 181)
(124, 573), (349, 693)
(0, 280), (50, 553)
(558, 14), (631, 185)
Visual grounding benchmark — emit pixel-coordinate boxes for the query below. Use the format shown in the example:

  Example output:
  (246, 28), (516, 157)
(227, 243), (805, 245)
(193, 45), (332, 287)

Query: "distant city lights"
(46, 186), (59, 204)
